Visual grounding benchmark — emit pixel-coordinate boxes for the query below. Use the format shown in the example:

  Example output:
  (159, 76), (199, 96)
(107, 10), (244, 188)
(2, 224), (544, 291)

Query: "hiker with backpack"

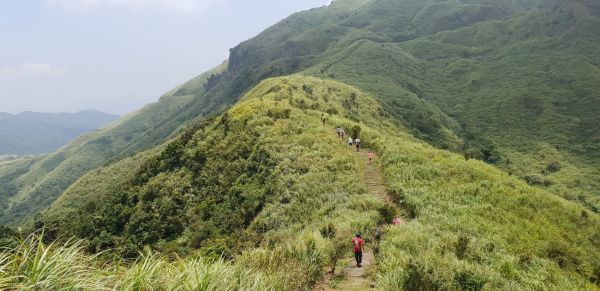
(341, 128), (345, 140)
(352, 232), (365, 267)
(336, 126), (341, 138)
(348, 137), (353, 146)
(355, 137), (361, 151)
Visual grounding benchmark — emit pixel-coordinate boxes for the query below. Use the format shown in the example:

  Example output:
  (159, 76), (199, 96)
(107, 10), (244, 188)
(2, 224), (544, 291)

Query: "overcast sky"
(0, 0), (331, 115)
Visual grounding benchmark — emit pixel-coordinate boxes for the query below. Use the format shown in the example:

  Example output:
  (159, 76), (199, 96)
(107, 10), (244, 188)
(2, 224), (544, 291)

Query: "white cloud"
(0, 63), (68, 77)
(46, 0), (219, 13)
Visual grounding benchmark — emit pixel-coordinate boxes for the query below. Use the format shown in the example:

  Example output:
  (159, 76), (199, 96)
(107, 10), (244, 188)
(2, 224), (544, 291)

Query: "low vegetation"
(0, 63), (228, 225)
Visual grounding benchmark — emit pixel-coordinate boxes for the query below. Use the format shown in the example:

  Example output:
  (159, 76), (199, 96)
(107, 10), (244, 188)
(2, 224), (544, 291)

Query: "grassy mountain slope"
(0, 63), (228, 225)
(395, 0), (600, 210)
(297, 0), (600, 211)
(24, 75), (600, 289)
(0, 110), (119, 154)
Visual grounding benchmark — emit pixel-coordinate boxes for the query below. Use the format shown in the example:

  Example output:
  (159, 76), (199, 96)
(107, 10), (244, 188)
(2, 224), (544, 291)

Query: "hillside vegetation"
(303, 0), (600, 211)
(0, 76), (597, 289)
(397, 0), (600, 211)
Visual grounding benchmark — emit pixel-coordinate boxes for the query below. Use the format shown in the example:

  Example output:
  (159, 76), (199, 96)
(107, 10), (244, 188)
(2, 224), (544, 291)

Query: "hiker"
(368, 151), (374, 164)
(352, 232), (365, 267)
(341, 128), (345, 140)
(355, 137), (361, 151)
(393, 217), (404, 225)
(348, 137), (353, 146)
(336, 126), (341, 138)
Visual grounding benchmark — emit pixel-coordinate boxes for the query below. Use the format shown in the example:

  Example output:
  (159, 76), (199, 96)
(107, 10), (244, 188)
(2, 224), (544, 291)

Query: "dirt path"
(363, 157), (393, 205)
(332, 250), (375, 290)
(318, 149), (393, 290)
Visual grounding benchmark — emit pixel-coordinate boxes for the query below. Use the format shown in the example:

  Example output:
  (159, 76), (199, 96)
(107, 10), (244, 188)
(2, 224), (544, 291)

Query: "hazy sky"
(0, 0), (331, 115)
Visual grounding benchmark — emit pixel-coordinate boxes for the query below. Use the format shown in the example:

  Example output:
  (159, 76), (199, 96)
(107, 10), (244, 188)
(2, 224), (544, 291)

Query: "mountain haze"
(0, 110), (119, 155)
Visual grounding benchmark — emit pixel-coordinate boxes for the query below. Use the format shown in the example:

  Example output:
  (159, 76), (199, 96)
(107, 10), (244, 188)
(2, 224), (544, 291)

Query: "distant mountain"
(0, 110), (120, 154)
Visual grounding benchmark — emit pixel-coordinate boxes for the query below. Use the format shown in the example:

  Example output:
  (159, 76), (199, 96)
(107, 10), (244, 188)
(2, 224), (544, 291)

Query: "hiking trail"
(317, 146), (398, 291)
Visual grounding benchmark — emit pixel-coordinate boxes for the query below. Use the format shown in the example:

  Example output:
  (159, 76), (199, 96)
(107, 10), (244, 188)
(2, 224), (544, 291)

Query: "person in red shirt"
(393, 217), (405, 225)
(351, 232), (365, 267)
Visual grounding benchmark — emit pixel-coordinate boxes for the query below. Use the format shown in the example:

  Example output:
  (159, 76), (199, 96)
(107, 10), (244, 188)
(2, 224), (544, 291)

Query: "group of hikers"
(336, 126), (374, 164)
(334, 126), (404, 268)
(335, 126), (362, 152)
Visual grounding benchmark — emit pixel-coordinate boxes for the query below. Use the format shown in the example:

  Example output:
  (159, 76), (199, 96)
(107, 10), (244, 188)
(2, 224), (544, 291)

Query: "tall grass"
(0, 234), (275, 290)
(0, 233), (106, 290)
(0, 253), (17, 290)
(113, 252), (274, 290)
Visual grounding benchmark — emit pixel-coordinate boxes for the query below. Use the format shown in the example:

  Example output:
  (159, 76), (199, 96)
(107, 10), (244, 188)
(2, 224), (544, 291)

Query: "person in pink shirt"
(368, 151), (374, 165)
(393, 217), (404, 225)
(351, 232), (365, 267)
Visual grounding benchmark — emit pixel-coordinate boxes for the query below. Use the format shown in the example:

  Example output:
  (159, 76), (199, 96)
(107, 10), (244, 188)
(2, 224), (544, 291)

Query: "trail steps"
(319, 148), (396, 290)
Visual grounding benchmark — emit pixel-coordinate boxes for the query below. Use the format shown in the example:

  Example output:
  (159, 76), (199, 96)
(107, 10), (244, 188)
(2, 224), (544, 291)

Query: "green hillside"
(396, 0), (600, 211)
(4, 76), (596, 289)
(302, 0), (600, 210)
(211, 0), (600, 211)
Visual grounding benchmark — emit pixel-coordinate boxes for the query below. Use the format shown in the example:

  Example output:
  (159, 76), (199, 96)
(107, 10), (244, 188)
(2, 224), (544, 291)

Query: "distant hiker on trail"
(368, 151), (374, 164)
(348, 137), (353, 146)
(341, 128), (345, 140)
(352, 232), (365, 267)
(393, 217), (405, 225)
(336, 126), (342, 138)
(355, 138), (361, 151)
